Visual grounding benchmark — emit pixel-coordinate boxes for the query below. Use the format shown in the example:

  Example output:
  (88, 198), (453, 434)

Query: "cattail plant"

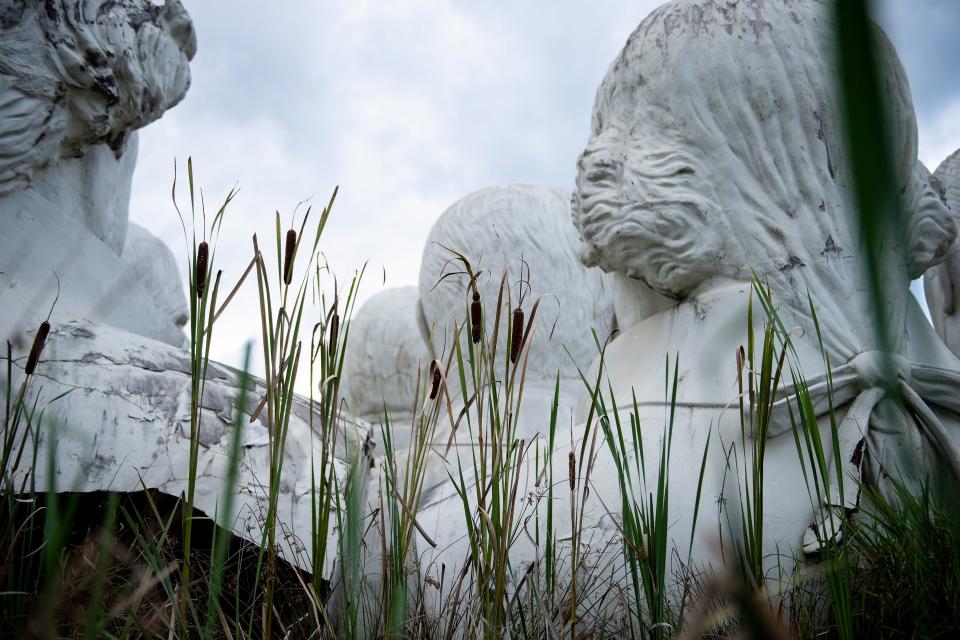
(171, 157), (236, 619)
(195, 241), (209, 298)
(432, 250), (549, 638)
(247, 188), (344, 639)
(283, 228), (297, 286)
(470, 289), (482, 344)
(24, 321), (50, 376)
(429, 360), (442, 399)
(509, 306), (525, 364)
(308, 256), (366, 620)
(329, 311), (340, 358)
(509, 260), (532, 366)
(2, 319), (54, 510)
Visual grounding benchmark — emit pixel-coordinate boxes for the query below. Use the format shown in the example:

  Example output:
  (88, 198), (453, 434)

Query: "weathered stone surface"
(0, 0), (195, 200)
(8, 308), (371, 577)
(343, 286), (429, 448)
(924, 150), (960, 354)
(123, 222), (190, 347)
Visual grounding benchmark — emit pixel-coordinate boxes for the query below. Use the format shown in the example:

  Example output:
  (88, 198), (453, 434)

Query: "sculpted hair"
(0, 0), (195, 195)
(574, 0), (954, 298)
(933, 150), (960, 212)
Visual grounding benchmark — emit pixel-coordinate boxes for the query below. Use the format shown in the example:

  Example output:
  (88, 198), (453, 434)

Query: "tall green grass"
(597, 355), (711, 640)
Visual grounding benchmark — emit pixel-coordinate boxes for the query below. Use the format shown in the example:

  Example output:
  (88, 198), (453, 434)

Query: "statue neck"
(2, 138), (138, 256)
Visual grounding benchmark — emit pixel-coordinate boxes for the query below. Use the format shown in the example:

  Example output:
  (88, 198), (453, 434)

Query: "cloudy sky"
(130, 1), (960, 372)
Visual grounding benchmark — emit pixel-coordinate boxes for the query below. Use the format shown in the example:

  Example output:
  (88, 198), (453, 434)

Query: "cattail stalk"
(25, 321), (50, 375)
(196, 241), (209, 298)
(329, 312), (340, 357)
(470, 291), (482, 344)
(283, 229), (297, 285)
(429, 361), (442, 399)
(510, 306), (525, 364)
(568, 451), (576, 492)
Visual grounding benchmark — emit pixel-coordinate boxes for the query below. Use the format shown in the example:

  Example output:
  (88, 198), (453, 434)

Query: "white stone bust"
(414, 185), (617, 605)
(0, 0), (195, 346)
(0, 2), (372, 577)
(419, 185), (616, 386)
(565, 0), (960, 579)
(924, 149), (960, 354)
(343, 286), (430, 429)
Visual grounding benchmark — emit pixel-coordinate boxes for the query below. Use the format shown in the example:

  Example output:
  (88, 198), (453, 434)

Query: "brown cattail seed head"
(195, 241), (209, 299)
(568, 451), (576, 491)
(429, 361), (442, 399)
(509, 307), (525, 364)
(470, 291), (482, 344)
(25, 320), (50, 375)
(329, 313), (340, 356)
(283, 228), (297, 285)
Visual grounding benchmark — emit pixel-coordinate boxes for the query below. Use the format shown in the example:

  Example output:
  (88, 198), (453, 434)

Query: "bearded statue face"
(0, 0), (196, 195)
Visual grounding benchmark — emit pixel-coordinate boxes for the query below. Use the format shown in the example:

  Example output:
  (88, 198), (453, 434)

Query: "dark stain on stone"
(70, 325), (95, 340)
(813, 110), (835, 181)
(780, 255), (805, 271)
(691, 299), (709, 321)
(93, 74), (119, 105)
(821, 235), (843, 257)
(851, 438), (865, 467)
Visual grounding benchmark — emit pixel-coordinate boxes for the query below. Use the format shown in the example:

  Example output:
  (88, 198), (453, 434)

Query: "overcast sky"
(130, 1), (960, 372)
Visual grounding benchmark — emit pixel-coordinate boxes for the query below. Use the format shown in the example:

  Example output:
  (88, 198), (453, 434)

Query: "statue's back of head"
(343, 286), (429, 424)
(419, 184), (615, 383)
(0, 0), (196, 196)
(573, 0), (954, 306)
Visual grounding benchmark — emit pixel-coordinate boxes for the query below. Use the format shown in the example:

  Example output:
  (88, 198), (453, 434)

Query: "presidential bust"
(566, 0), (959, 581)
(0, 0), (196, 346)
(0, 1), (371, 579)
